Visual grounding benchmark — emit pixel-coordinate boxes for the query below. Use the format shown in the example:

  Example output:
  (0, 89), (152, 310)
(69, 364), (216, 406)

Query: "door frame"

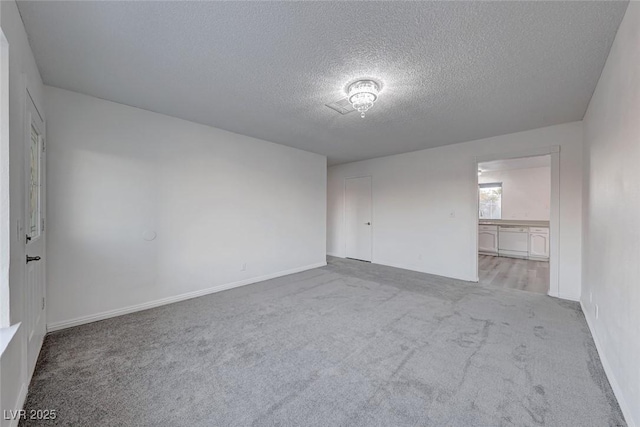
(474, 146), (560, 298)
(343, 175), (373, 262)
(0, 28), (9, 328)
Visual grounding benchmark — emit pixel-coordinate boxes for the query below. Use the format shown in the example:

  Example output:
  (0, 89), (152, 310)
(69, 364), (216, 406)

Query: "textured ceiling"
(17, 1), (628, 165)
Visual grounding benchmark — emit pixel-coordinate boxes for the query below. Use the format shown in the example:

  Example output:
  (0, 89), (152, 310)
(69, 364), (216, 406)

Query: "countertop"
(479, 219), (550, 227)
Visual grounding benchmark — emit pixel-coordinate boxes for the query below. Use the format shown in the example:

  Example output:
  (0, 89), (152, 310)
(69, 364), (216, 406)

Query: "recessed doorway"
(477, 155), (551, 294)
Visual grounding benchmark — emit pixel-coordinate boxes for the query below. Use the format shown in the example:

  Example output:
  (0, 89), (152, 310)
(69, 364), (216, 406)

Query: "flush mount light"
(347, 80), (380, 118)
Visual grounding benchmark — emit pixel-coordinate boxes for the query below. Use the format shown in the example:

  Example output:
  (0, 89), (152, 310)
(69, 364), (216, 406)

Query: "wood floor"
(478, 254), (549, 294)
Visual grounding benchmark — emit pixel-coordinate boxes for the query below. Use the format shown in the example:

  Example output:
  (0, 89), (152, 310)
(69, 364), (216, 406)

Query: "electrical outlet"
(241, 263), (247, 271)
(595, 304), (599, 320)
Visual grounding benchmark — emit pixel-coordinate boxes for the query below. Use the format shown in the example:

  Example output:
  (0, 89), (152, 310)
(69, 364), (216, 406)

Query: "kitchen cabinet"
(529, 227), (550, 260)
(478, 225), (498, 255)
(479, 223), (550, 261)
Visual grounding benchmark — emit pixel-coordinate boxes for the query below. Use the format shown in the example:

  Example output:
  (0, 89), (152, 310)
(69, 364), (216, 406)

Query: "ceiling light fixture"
(347, 80), (380, 118)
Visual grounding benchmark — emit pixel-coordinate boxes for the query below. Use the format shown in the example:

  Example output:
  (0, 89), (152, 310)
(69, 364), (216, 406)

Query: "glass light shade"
(348, 80), (380, 118)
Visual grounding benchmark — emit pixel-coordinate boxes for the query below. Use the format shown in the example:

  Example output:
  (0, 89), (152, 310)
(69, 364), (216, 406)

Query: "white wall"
(582, 3), (639, 426)
(479, 166), (550, 220)
(45, 86), (326, 329)
(328, 122), (583, 300)
(0, 0), (45, 424)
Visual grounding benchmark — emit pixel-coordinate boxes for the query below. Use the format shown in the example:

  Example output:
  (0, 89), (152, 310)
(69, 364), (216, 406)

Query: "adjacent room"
(1, 1), (638, 426)
(477, 155), (551, 295)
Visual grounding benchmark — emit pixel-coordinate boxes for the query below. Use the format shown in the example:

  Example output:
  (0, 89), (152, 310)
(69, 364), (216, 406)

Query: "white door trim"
(474, 146), (560, 298)
(0, 28), (10, 328)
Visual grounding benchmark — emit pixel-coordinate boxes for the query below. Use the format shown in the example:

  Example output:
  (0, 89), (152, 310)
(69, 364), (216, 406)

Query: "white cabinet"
(479, 225), (498, 255)
(480, 224), (549, 260)
(529, 227), (549, 260)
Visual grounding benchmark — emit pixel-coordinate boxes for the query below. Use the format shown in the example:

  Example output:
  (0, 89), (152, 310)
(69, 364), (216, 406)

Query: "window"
(27, 123), (42, 241)
(479, 183), (502, 219)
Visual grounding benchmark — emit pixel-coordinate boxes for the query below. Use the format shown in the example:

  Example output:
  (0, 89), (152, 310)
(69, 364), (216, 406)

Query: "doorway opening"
(476, 155), (551, 295)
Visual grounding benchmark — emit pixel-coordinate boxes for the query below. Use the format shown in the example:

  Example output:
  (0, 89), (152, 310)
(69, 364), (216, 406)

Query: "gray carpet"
(22, 257), (625, 426)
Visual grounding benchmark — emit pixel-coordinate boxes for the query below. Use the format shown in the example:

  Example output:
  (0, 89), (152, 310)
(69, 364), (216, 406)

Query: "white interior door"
(345, 176), (372, 262)
(24, 90), (46, 376)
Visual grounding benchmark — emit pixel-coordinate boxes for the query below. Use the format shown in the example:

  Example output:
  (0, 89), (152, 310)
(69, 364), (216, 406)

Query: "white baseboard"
(478, 251), (498, 256)
(557, 293), (580, 302)
(47, 262), (326, 332)
(326, 252), (342, 258)
(581, 301), (636, 427)
(9, 383), (28, 427)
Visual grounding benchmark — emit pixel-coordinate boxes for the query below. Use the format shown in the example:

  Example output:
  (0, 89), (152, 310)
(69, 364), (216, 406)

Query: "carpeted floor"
(21, 257), (625, 426)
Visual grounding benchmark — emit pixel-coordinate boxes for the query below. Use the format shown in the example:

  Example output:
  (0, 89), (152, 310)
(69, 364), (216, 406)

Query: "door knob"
(26, 255), (41, 264)
(365, 222), (371, 225)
